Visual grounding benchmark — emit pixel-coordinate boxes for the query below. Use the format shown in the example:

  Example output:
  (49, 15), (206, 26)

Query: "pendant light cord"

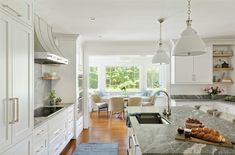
(187, 0), (191, 21)
(186, 0), (192, 26)
(158, 18), (164, 47)
(159, 21), (162, 47)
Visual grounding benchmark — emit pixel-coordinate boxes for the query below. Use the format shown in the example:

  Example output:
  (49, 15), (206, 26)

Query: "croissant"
(191, 127), (225, 143)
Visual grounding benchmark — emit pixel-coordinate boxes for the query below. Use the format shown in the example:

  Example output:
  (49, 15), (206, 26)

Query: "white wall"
(51, 34), (78, 103)
(84, 41), (172, 93)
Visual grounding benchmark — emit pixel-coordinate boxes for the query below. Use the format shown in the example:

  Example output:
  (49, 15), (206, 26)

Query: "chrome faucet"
(156, 90), (171, 117)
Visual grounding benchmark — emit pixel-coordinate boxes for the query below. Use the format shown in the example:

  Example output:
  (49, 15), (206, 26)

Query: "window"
(147, 66), (160, 89)
(105, 66), (140, 91)
(89, 66), (98, 90)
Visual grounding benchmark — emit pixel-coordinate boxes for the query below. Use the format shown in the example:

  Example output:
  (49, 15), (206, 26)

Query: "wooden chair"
(142, 92), (157, 106)
(109, 97), (125, 120)
(91, 95), (108, 117)
(128, 97), (142, 106)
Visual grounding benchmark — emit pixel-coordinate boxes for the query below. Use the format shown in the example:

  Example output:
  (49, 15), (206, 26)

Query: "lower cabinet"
(2, 136), (33, 155)
(128, 127), (142, 155)
(33, 123), (48, 155)
(33, 104), (76, 155)
(76, 116), (84, 137)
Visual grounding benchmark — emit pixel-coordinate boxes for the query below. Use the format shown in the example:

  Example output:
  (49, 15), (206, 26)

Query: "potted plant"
(204, 86), (223, 100)
(120, 86), (128, 97)
(49, 90), (57, 105)
(55, 97), (62, 105)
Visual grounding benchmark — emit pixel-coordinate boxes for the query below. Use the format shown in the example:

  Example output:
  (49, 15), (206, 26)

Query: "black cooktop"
(34, 107), (64, 117)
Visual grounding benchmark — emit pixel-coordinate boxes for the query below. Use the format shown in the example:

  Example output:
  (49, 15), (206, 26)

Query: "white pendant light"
(152, 18), (170, 64)
(173, 0), (207, 56)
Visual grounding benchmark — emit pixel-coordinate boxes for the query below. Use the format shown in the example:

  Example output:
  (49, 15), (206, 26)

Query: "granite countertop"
(127, 106), (235, 155)
(34, 103), (74, 128)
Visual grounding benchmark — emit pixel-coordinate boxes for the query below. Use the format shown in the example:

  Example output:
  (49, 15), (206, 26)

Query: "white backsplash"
(34, 63), (51, 108)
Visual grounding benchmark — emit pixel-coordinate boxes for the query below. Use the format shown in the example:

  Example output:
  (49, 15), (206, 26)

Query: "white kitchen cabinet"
(11, 17), (33, 144)
(0, 0), (33, 26)
(2, 136), (33, 155)
(0, 12), (11, 151)
(128, 127), (142, 155)
(66, 105), (74, 143)
(171, 44), (213, 84)
(127, 127), (142, 155)
(0, 8), (33, 154)
(33, 123), (48, 155)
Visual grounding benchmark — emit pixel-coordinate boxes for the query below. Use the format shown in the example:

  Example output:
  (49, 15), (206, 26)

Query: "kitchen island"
(127, 106), (235, 155)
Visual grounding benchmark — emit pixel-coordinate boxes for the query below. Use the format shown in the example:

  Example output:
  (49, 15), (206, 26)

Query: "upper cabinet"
(171, 44), (213, 84)
(0, 6), (33, 154)
(0, 0), (33, 27)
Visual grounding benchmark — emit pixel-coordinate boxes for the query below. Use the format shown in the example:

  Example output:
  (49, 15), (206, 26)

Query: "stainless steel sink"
(34, 106), (64, 117)
(135, 113), (170, 124)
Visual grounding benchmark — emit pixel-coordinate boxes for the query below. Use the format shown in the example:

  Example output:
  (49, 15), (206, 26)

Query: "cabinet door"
(194, 45), (213, 84)
(173, 56), (194, 84)
(0, 0), (33, 26)
(10, 19), (33, 143)
(0, 12), (11, 152)
(2, 136), (32, 155)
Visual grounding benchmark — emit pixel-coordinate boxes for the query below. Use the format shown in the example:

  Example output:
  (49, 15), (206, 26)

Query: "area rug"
(72, 143), (118, 155)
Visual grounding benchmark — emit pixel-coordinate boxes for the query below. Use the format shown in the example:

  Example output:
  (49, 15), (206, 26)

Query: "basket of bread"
(185, 118), (204, 129)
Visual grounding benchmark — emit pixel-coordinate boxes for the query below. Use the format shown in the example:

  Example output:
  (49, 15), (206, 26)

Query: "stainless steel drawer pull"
(36, 129), (45, 135)
(9, 98), (15, 124)
(54, 128), (62, 135)
(132, 134), (139, 147)
(14, 98), (19, 123)
(55, 142), (63, 151)
(2, 4), (22, 17)
(36, 145), (44, 153)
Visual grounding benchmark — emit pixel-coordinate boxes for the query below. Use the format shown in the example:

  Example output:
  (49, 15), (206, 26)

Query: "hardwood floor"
(61, 111), (128, 155)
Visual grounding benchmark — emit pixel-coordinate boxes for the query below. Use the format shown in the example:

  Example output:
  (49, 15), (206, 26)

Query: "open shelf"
(41, 76), (60, 80)
(213, 54), (233, 57)
(213, 82), (233, 84)
(213, 68), (233, 71)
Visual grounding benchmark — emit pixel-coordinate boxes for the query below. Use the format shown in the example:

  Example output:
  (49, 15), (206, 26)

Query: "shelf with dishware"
(212, 45), (234, 84)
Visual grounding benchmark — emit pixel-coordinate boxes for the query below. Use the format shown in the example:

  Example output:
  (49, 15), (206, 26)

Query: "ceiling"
(35, 0), (235, 41)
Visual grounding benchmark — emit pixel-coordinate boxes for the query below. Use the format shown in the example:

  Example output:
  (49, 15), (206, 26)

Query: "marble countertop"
(172, 98), (235, 104)
(34, 103), (74, 128)
(127, 106), (235, 155)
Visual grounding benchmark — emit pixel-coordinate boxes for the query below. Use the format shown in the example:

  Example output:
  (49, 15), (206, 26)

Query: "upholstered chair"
(128, 97), (142, 106)
(109, 97), (125, 120)
(91, 95), (108, 117)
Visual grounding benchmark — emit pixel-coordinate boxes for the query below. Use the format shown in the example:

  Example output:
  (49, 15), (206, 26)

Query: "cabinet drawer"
(49, 131), (66, 155)
(76, 116), (83, 136)
(33, 123), (48, 144)
(2, 136), (32, 155)
(0, 0), (33, 26)
(67, 111), (74, 122)
(67, 106), (74, 121)
(49, 123), (66, 142)
(33, 138), (48, 155)
(49, 111), (66, 142)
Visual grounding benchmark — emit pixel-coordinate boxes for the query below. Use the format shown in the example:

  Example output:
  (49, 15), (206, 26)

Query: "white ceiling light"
(152, 18), (170, 65)
(173, 0), (207, 56)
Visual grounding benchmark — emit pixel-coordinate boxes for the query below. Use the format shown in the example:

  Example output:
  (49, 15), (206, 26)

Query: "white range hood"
(34, 15), (68, 65)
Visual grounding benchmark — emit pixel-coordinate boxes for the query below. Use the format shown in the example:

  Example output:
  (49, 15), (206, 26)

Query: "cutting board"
(175, 133), (234, 148)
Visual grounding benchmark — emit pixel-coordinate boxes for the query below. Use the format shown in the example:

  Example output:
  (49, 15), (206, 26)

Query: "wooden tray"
(175, 133), (234, 148)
